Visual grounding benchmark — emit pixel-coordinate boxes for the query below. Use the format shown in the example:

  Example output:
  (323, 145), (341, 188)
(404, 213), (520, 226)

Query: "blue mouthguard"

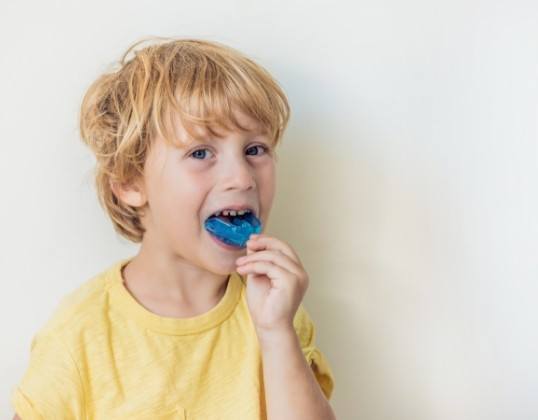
(204, 212), (262, 248)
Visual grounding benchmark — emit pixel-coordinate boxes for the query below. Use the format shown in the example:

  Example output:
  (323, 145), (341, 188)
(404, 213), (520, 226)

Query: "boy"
(11, 37), (335, 420)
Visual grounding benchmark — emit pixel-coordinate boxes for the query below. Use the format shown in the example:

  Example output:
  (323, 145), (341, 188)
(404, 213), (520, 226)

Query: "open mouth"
(205, 208), (256, 223)
(204, 209), (262, 248)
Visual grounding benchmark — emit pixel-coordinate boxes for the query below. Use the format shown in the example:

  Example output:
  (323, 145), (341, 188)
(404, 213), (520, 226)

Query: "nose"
(221, 155), (256, 191)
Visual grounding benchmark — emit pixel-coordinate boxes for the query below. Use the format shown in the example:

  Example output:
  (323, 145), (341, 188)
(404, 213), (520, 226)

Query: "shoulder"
(292, 303), (336, 400)
(11, 295), (96, 420)
(37, 260), (119, 339)
(11, 260), (129, 419)
(12, 329), (87, 418)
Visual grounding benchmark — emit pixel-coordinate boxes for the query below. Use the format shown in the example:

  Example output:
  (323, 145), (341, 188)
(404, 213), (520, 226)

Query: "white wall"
(1, 0), (537, 419)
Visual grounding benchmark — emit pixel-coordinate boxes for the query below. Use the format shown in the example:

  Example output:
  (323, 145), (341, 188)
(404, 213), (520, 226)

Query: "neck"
(121, 239), (230, 318)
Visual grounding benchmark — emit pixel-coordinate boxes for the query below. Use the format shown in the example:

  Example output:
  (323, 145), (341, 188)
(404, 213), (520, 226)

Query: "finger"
(236, 260), (293, 283)
(246, 234), (301, 265)
(236, 250), (301, 277)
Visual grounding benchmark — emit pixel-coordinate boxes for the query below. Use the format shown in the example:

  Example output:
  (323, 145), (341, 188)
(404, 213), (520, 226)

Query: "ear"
(110, 178), (147, 208)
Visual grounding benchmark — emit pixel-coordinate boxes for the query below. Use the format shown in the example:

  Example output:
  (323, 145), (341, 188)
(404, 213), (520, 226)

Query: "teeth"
(213, 209), (251, 217)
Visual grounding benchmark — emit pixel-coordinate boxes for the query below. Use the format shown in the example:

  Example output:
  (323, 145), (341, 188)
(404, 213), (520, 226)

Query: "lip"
(207, 230), (245, 251)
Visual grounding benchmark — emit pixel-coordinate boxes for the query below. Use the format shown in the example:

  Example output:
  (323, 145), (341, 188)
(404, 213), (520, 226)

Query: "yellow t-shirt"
(11, 257), (335, 420)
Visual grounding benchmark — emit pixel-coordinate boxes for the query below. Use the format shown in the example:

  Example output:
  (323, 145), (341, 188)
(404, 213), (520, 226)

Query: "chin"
(204, 261), (240, 277)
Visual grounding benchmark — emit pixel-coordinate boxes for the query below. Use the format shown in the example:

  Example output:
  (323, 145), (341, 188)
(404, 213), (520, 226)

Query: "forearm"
(257, 325), (336, 420)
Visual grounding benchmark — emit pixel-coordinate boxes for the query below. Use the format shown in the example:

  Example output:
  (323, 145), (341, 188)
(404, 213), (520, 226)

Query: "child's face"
(138, 109), (276, 275)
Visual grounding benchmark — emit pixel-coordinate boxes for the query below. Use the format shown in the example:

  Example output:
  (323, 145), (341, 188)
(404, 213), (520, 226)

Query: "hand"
(235, 234), (310, 339)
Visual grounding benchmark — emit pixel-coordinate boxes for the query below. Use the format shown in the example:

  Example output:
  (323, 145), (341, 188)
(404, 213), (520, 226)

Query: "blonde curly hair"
(79, 36), (290, 243)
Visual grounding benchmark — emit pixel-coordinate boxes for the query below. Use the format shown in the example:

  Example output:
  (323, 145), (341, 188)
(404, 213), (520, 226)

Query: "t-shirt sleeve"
(10, 332), (85, 420)
(293, 303), (335, 400)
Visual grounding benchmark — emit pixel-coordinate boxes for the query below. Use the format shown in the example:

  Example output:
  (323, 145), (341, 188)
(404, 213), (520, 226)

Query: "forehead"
(168, 107), (267, 147)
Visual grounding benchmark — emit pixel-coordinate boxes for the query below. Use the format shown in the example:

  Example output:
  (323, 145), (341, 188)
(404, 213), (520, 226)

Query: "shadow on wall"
(268, 117), (466, 419)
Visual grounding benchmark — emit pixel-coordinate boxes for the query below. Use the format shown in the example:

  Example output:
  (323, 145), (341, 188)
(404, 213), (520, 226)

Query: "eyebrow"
(189, 130), (269, 144)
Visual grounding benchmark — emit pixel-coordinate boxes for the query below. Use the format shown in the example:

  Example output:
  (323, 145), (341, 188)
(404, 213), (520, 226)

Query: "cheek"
(263, 171), (276, 201)
(151, 172), (202, 226)
(258, 162), (276, 213)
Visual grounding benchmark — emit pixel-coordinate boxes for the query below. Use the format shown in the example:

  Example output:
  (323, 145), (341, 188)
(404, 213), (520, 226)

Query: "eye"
(246, 144), (269, 156)
(189, 148), (214, 160)
(188, 144), (270, 160)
